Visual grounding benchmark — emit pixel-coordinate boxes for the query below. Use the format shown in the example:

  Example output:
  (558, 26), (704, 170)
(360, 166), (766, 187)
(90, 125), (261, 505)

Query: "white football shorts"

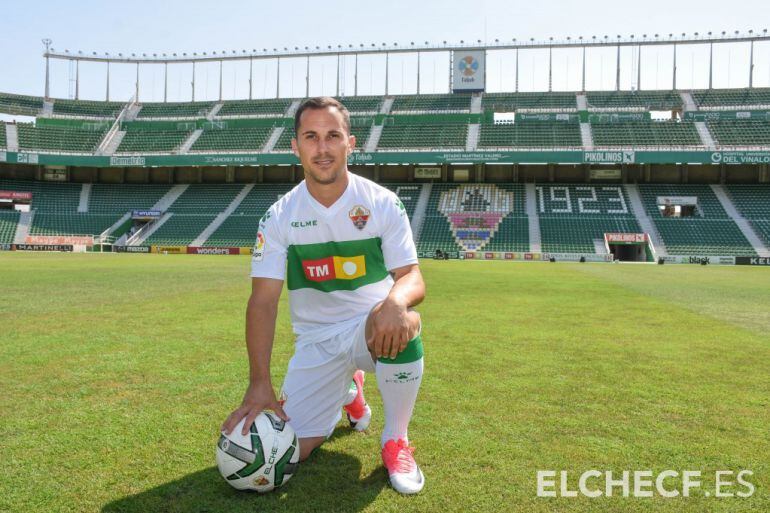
(279, 314), (376, 439)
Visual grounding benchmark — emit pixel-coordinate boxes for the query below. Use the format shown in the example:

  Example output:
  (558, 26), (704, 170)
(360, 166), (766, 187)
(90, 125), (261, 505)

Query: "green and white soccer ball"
(216, 412), (300, 492)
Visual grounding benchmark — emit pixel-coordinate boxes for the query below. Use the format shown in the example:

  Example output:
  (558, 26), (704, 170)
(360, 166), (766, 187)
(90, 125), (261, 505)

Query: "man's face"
(292, 107), (355, 186)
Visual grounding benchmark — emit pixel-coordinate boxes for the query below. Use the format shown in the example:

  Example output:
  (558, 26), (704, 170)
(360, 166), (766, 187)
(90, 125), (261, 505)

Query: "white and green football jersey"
(251, 172), (417, 344)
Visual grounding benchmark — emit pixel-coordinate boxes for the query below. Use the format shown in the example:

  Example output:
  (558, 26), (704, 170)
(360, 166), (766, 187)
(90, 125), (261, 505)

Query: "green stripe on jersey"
(287, 237), (389, 292)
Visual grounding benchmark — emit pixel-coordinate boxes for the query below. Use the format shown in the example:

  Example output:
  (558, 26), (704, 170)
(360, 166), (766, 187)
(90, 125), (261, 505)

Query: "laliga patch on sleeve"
(252, 231), (266, 261)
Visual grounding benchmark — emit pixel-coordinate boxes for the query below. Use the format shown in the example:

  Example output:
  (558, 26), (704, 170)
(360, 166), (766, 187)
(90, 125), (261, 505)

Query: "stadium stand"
(52, 99), (124, 118)
(585, 90), (682, 110)
(707, 120), (770, 146)
(0, 179), (81, 212)
(378, 124), (466, 149)
(537, 185), (640, 253)
(272, 124), (372, 151)
(339, 96), (383, 113)
(418, 183), (528, 253)
(591, 121), (702, 147)
(0, 211), (20, 243)
(16, 124), (107, 153)
(0, 123), (6, 149)
(478, 121), (582, 148)
(0, 92), (43, 116)
(638, 184), (755, 255)
(116, 129), (191, 153)
(482, 92), (577, 111)
(28, 213), (118, 237)
(191, 127), (273, 152)
(692, 88), (770, 108)
(144, 214), (218, 245)
(217, 99), (291, 117)
(725, 185), (770, 247)
(137, 101), (214, 118)
(89, 184), (173, 214)
(390, 94), (472, 113)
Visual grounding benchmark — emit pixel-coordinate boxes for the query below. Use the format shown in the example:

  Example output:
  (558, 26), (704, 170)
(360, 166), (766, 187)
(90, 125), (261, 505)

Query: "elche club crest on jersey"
(349, 205), (370, 230)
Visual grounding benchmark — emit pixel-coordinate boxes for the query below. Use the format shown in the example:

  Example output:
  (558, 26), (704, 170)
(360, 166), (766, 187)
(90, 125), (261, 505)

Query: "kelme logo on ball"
(301, 255), (366, 282)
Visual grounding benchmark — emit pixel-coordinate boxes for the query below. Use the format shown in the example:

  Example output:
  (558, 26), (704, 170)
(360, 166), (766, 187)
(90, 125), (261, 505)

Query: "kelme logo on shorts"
(302, 255), (366, 282)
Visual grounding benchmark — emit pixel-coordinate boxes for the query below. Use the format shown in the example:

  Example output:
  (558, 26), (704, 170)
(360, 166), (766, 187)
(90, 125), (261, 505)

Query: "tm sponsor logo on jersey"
(302, 255), (366, 282)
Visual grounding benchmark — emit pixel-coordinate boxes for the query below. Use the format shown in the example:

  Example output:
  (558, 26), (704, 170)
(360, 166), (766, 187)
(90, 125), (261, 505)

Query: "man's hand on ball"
(221, 380), (289, 436)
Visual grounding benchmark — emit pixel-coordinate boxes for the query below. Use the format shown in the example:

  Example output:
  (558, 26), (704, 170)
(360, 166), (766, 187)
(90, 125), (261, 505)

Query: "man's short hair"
(294, 96), (351, 137)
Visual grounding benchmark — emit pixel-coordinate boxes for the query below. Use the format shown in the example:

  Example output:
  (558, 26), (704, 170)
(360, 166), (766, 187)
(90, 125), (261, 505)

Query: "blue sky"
(1, 0), (769, 101)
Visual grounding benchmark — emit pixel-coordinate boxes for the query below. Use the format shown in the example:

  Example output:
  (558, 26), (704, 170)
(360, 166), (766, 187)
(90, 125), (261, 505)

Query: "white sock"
(376, 358), (423, 447)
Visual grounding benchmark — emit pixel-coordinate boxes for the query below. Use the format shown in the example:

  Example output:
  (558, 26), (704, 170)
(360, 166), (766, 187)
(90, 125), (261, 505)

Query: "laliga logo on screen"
(711, 152), (723, 164)
(458, 56), (479, 76)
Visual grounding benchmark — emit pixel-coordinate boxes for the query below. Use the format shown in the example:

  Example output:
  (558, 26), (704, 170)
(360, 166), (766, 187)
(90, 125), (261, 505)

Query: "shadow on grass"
(102, 445), (387, 513)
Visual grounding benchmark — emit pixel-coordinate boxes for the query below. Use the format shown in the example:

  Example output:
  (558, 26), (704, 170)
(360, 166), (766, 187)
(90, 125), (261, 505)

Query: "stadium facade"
(1, 33), (770, 264)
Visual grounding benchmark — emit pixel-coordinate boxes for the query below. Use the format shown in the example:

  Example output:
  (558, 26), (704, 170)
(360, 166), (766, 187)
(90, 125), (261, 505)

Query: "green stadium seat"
(0, 92), (44, 116)
(390, 94), (472, 113)
(378, 124), (466, 150)
(16, 124), (107, 153)
(639, 184), (755, 255)
(478, 122), (581, 148)
(116, 130), (191, 153)
(0, 211), (20, 243)
(692, 88), (770, 108)
(191, 127), (273, 152)
(708, 120), (770, 146)
(217, 99), (291, 117)
(137, 101), (214, 118)
(482, 92), (577, 111)
(586, 90), (682, 110)
(0, 123), (6, 149)
(52, 99), (124, 118)
(591, 121), (702, 147)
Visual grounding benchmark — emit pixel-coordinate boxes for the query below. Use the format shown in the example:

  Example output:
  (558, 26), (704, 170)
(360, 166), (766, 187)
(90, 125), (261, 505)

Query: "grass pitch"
(1, 253), (768, 513)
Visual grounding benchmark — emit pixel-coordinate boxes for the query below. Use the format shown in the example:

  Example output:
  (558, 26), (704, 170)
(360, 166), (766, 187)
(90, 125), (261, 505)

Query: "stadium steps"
(364, 125), (382, 152)
(286, 100), (302, 118)
(576, 93), (588, 111)
(470, 95), (482, 114)
(131, 213), (172, 245)
(525, 183), (542, 252)
(680, 91), (698, 111)
(594, 238), (609, 254)
(263, 127), (284, 152)
(13, 211), (34, 244)
(465, 124), (479, 151)
(625, 184), (667, 256)
(711, 185), (770, 257)
(97, 130), (126, 156)
(380, 97), (394, 114)
(124, 103), (142, 121)
(190, 184), (255, 246)
(580, 122), (593, 150)
(178, 129), (203, 154)
(207, 103), (223, 120)
(42, 100), (54, 116)
(151, 184), (190, 212)
(6, 124), (19, 152)
(77, 184), (91, 213)
(695, 122), (717, 150)
(409, 183), (431, 241)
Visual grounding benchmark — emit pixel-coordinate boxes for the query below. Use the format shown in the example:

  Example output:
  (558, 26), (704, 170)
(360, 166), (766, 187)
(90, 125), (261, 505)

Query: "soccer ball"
(216, 411), (300, 492)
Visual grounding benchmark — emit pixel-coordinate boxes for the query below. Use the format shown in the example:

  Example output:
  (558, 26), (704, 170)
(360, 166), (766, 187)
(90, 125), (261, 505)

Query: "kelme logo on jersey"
(349, 205), (370, 230)
(302, 255), (366, 282)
